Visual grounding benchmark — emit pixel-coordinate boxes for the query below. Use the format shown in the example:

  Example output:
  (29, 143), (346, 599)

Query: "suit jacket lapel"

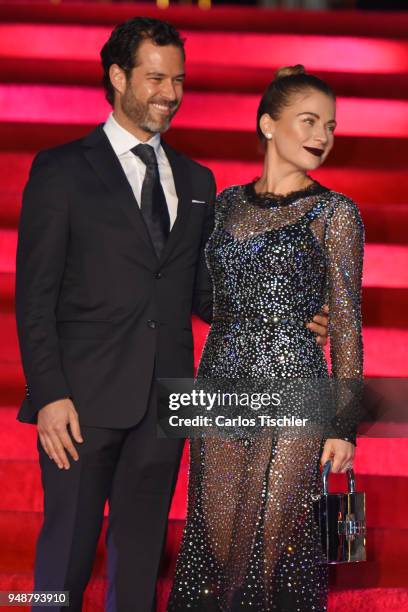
(81, 125), (154, 255)
(160, 141), (192, 265)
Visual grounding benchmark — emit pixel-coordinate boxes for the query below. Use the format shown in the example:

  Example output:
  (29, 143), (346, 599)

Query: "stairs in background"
(0, 3), (407, 610)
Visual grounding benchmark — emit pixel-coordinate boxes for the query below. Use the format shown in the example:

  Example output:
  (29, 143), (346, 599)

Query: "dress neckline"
(244, 178), (329, 209)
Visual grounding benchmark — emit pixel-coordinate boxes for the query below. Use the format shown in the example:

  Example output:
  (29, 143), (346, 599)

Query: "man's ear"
(109, 64), (127, 97)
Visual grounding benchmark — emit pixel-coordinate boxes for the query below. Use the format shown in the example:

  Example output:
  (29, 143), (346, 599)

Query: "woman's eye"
(304, 119), (314, 125)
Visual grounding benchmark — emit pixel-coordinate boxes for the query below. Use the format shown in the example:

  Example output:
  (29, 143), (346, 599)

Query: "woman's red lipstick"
(303, 146), (324, 157)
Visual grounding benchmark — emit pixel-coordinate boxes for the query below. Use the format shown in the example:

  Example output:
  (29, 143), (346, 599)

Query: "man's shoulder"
(35, 139), (81, 162)
(180, 153), (211, 175)
(185, 157), (215, 187)
(33, 125), (104, 166)
(27, 139), (83, 181)
(162, 142), (214, 183)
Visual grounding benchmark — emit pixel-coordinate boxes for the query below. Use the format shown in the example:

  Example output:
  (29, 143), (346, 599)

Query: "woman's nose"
(314, 128), (329, 144)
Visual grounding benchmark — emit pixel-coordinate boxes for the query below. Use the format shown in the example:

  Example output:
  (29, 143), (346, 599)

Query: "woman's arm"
(326, 196), (364, 379)
(320, 195), (365, 472)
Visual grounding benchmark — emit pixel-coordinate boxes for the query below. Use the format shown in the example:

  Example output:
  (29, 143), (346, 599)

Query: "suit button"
(155, 272), (162, 279)
(147, 320), (158, 329)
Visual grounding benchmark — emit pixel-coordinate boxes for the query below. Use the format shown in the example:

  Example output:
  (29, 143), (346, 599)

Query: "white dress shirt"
(103, 112), (178, 229)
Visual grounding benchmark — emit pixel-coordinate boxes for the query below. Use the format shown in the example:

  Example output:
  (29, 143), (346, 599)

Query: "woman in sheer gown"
(168, 65), (364, 612)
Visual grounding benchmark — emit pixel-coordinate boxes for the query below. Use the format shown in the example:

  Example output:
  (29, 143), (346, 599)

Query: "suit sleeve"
(192, 170), (216, 324)
(15, 150), (71, 417)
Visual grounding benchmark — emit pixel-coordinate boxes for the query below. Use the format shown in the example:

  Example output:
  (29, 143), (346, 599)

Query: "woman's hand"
(320, 438), (355, 473)
(306, 304), (329, 346)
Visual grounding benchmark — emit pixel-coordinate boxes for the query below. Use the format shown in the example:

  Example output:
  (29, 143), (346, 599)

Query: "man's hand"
(320, 438), (355, 473)
(306, 304), (329, 346)
(37, 398), (83, 469)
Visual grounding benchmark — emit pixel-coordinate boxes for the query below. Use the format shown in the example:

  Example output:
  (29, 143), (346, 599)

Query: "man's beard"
(121, 87), (179, 135)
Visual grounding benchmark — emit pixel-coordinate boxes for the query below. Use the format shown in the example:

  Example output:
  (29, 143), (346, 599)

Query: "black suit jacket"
(16, 125), (216, 428)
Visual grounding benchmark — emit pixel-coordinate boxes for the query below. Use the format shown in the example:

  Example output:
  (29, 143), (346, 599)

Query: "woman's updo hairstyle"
(256, 64), (335, 143)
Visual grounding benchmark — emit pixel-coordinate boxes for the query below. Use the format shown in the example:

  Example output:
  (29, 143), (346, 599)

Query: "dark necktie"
(131, 143), (170, 258)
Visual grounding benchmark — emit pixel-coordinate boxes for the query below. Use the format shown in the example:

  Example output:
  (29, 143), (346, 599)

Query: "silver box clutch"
(313, 460), (366, 564)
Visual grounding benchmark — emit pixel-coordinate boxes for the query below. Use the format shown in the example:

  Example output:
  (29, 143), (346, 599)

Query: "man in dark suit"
(15, 17), (329, 612)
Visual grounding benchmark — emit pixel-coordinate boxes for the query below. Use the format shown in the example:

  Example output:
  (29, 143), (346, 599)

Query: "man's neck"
(112, 110), (156, 143)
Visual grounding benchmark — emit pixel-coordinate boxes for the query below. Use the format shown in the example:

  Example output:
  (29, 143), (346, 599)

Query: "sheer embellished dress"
(167, 181), (364, 612)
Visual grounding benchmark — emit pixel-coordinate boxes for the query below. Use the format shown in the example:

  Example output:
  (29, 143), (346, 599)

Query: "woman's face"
(264, 89), (336, 171)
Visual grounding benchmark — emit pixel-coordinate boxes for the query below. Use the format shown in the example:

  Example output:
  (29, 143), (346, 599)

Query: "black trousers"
(33, 396), (184, 612)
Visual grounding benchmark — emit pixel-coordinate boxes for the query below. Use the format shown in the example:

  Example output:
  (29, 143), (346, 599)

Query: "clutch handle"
(322, 460), (356, 495)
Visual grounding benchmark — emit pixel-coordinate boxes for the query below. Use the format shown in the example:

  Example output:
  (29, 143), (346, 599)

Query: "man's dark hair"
(101, 17), (185, 107)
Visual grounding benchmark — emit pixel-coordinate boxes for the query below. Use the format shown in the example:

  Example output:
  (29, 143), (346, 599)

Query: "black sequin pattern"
(168, 182), (364, 611)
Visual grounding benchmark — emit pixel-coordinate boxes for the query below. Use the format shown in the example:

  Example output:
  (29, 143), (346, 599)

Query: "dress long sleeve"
(325, 196), (365, 441)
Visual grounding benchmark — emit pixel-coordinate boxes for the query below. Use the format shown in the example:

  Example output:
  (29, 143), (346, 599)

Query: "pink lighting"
(0, 7), (408, 608)
(1, 85), (407, 139)
(0, 25), (407, 75)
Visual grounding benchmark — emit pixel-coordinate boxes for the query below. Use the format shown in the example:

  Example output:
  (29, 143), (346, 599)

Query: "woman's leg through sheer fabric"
(168, 435), (328, 611)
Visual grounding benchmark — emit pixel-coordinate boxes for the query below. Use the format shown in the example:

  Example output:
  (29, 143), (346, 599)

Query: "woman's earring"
(265, 133), (272, 140)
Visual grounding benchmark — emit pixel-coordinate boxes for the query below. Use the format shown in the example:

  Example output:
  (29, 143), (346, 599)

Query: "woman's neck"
(255, 150), (312, 196)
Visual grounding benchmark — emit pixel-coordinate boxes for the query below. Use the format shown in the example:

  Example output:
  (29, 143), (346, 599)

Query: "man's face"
(114, 39), (185, 137)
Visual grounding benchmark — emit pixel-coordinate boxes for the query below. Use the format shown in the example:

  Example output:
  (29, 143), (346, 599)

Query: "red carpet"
(0, 3), (407, 610)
